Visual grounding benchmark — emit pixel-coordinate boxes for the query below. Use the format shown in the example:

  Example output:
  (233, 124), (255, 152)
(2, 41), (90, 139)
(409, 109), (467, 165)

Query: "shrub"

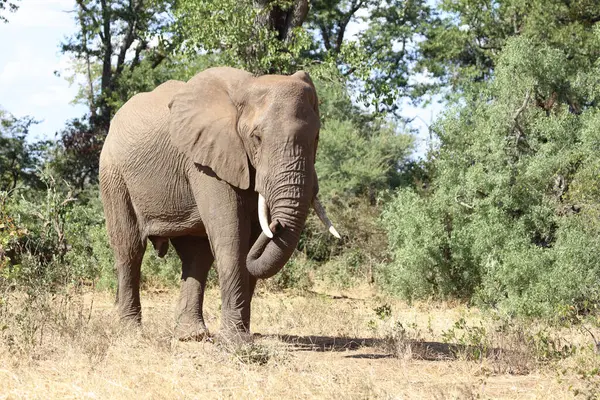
(381, 35), (600, 317)
(0, 170), (190, 292)
(279, 66), (414, 289)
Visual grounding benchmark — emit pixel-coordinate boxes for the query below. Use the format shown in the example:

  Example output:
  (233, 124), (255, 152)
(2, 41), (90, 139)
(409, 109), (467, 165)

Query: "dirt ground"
(0, 284), (596, 399)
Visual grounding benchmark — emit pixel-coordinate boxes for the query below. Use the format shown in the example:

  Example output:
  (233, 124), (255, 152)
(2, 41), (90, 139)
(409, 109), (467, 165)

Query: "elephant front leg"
(212, 235), (253, 335)
(189, 169), (254, 338)
(172, 236), (213, 340)
(205, 207), (253, 336)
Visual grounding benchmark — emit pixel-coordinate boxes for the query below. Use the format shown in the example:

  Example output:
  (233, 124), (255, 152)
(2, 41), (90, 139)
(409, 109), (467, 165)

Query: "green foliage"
(1, 172), (83, 288)
(316, 118), (412, 198)
(350, 0), (433, 110)
(62, 0), (180, 121)
(312, 64), (414, 198)
(419, 0), (600, 97)
(381, 32), (600, 317)
(0, 169), (187, 292)
(286, 65), (414, 289)
(176, 0), (313, 74)
(269, 253), (315, 291)
(309, 0), (434, 112)
(0, 192), (27, 273)
(107, 55), (217, 112)
(177, 0), (433, 111)
(0, 110), (48, 191)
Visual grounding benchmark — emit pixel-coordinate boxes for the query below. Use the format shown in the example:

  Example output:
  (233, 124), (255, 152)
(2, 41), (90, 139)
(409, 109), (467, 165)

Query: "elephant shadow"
(260, 334), (489, 361)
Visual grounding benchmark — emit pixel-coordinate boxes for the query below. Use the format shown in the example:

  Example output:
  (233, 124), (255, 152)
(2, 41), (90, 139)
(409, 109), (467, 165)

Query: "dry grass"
(0, 284), (598, 399)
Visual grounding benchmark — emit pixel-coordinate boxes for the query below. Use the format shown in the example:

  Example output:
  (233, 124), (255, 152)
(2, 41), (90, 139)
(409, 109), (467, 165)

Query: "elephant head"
(169, 67), (338, 279)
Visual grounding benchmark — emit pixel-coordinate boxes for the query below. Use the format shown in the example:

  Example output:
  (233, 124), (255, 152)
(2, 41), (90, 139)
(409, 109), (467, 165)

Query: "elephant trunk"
(246, 159), (312, 279)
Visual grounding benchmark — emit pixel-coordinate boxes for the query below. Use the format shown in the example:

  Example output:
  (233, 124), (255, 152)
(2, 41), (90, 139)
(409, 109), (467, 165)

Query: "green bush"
(0, 170), (190, 292)
(279, 65), (414, 289)
(269, 252), (315, 291)
(381, 35), (600, 317)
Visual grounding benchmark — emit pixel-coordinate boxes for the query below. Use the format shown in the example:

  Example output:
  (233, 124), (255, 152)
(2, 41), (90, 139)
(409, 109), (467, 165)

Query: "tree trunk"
(254, 0), (309, 42)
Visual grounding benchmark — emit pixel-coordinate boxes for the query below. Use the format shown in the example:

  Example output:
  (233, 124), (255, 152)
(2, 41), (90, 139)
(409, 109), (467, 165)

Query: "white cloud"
(7, 0), (75, 29)
(0, 47), (62, 84)
(0, 1), (83, 139)
(29, 85), (74, 107)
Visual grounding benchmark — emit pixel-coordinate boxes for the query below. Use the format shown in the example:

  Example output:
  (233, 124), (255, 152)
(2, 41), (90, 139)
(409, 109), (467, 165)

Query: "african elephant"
(99, 67), (339, 339)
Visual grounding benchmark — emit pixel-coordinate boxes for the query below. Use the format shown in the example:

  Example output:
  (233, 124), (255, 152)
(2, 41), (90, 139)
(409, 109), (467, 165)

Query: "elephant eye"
(250, 128), (262, 144)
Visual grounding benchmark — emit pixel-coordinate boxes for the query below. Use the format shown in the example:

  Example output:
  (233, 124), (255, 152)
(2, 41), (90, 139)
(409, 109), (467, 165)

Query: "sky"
(0, 0), (85, 141)
(0, 1), (439, 155)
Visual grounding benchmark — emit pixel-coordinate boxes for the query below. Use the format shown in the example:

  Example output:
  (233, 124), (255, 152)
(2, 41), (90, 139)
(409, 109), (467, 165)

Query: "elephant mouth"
(257, 193), (340, 239)
(246, 189), (340, 280)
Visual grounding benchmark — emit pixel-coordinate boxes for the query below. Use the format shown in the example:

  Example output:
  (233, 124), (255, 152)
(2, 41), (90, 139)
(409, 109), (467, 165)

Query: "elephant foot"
(214, 329), (253, 347)
(174, 320), (209, 342)
(119, 311), (142, 326)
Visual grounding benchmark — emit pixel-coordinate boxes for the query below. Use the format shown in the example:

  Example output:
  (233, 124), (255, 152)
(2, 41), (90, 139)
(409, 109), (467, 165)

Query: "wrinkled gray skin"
(99, 67), (321, 339)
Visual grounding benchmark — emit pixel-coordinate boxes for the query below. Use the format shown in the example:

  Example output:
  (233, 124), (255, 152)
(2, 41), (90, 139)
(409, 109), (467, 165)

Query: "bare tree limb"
(130, 39), (148, 70)
(99, 0), (113, 96)
(80, 10), (96, 117)
(512, 89), (531, 123)
(511, 88), (531, 142)
(115, 1), (139, 76)
(318, 21), (332, 50)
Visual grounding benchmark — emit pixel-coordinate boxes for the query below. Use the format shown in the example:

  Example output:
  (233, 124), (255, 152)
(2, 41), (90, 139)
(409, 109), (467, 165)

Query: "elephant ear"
(169, 68), (252, 190)
(291, 71), (320, 161)
(291, 71), (319, 115)
(292, 71), (321, 196)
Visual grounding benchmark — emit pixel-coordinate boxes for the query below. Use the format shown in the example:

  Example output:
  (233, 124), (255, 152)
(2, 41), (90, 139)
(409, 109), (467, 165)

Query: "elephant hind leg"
(171, 236), (213, 341)
(101, 169), (146, 323)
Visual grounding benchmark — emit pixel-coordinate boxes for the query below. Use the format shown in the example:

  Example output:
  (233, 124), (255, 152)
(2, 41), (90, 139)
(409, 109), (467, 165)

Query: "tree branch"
(115, 0), (139, 76)
(76, 0), (103, 41)
(334, 0), (365, 52)
(79, 8), (96, 117)
(511, 89), (531, 145)
(130, 39), (148, 70)
(149, 38), (180, 69)
(318, 21), (332, 51)
(100, 0), (112, 93)
(512, 89), (531, 123)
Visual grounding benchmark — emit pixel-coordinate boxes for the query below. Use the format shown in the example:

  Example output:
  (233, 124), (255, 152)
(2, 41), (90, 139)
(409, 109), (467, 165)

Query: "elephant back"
(102, 80), (186, 163)
(112, 80), (185, 137)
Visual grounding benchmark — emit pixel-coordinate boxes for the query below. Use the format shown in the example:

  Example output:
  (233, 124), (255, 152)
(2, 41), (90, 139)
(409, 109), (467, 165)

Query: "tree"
(63, 0), (180, 133)
(0, 109), (45, 191)
(309, 0), (371, 55)
(49, 118), (103, 191)
(418, 0), (600, 97)
(58, 0), (182, 188)
(309, 0), (433, 112)
(177, 0), (434, 113)
(382, 28), (600, 316)
(176, 0), (312, 74)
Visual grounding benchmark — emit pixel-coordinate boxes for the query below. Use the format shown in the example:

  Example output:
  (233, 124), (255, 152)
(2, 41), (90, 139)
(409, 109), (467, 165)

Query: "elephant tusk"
(312, 196), (341, 239)
(258, 193), (273, 239)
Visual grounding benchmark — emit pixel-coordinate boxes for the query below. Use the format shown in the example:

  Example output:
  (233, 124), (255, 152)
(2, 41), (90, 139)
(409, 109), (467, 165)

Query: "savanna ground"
(1, 282), (598, 399)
